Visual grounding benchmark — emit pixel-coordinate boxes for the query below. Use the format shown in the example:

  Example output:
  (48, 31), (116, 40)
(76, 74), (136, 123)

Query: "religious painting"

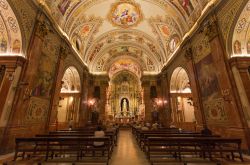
(58, 0), (71, 15)
(12, 39), (21, 53)
(26, 97), (49, 122)
(234, 40), (242, 54)
(108, 0), (143, 28)
(178, 0), (194, 16)
(196, 55), (220, 101)
(32, 43), (59, 98)
(169, 34), (180, 52)
(0, 32), (7, 53)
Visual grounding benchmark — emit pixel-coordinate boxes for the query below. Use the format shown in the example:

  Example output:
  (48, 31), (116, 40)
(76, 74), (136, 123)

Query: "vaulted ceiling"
(35, 0), (217, 77)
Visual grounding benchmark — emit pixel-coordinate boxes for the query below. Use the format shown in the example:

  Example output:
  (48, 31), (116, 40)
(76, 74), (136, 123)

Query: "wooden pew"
(36, 133), (115, 153)
(140, 134), (220, 150)
(50, 130), (118, 146)
(145, 137), (243, 164)
(14, 136), (112, 164)
(135, 128), (188, 141)
(136, 130), (199, 144)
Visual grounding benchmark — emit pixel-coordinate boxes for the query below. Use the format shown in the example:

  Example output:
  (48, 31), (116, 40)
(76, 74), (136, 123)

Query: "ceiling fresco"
(34, 0), (216, 76)
(108, 59), (142, 78)
(232, 0), (250, 57)
(108, 0), (143, 28)
(0, 0), (22, 56)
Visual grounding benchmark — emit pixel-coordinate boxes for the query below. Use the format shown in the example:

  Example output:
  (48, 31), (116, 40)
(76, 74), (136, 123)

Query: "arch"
(170, 67), (191, 93)
(229, 0), (250, 58)
(169, 67), (195, 126)
(111, 70), (141, 83)
(57, 66), (82, 129)
(61, 66), (81, 93)
(0, 0), (23, 56)
(107, 58), (143, 79)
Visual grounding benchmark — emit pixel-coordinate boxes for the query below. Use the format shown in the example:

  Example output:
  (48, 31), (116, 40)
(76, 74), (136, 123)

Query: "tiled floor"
(1, 129), (250, 165)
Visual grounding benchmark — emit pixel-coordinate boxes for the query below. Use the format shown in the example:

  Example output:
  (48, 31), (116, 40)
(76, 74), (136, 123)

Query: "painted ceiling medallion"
(108, 0), (143, 28)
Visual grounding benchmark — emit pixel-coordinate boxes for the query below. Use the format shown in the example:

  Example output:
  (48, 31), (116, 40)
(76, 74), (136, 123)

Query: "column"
(46, 45), (68, 131)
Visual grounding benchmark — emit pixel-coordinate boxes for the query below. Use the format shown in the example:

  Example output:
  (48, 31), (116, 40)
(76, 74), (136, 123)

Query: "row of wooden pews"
(132, 126), (244, 165)
(13, 127), (119, 165)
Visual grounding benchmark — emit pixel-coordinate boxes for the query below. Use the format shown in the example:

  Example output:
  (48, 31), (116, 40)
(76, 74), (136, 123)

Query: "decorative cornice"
(0, 56), (26, 70)
(228, 57), (250, 69)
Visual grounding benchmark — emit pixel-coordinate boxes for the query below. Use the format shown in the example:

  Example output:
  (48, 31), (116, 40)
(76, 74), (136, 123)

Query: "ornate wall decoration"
(26, 97), (49, 122)
(204, 98), (228, 122)
(192, 31), (211, 63)
(108, 0), (143, 28)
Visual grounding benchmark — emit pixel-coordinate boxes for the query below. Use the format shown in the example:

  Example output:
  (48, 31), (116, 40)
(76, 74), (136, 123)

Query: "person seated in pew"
(201, 126), (212, 135)
(93, 126), (105, 147)
(135, 122), (142, 129)
(106, 123), (116, 132)
(169, 122), (176, 128)
(141, 123), (149, 131)
(145, 122), (151, 128)
(151, 122), (158, 130)
(68, 119), (74, 130)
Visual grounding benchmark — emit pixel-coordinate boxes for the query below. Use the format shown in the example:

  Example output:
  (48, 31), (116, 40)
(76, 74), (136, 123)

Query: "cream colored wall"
(58, 97), (69, 123)
(183, 98), (195, 122)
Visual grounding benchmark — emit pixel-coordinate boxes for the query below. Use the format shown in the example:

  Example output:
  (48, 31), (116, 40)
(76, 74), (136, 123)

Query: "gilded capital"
(204, 16), (218, 40)
(36, 21), (49, 39)
(59, 46), (68, 59)
(184, 47), (193, 61)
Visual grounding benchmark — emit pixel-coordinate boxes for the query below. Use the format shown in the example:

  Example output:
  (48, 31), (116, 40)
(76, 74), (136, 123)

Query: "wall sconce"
(88, 98), (96, 111)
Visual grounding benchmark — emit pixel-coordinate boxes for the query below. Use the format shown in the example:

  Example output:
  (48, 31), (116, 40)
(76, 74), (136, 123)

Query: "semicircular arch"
(0, 0), (23, 56)
(170, 67), (191, 93)
(61, 66), (82, 93)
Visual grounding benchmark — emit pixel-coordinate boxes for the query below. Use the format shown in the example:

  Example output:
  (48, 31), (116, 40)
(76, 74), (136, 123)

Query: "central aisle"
(109, 129), (150, 165)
